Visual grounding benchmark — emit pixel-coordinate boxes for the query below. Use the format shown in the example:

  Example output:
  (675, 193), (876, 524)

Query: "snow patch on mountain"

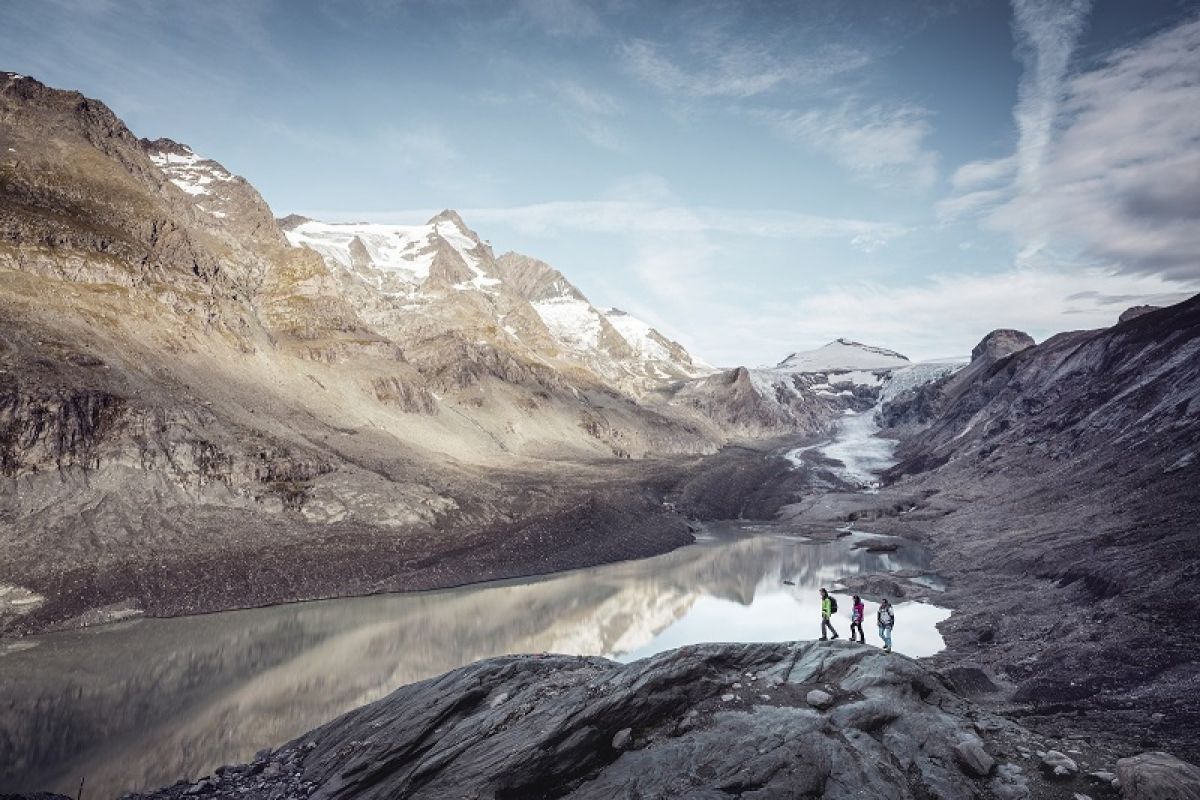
(604, 309), (670, 361)
(287, 220), (437, 284)
(533, 297), (604, 352)
(148, 145), (236, 198)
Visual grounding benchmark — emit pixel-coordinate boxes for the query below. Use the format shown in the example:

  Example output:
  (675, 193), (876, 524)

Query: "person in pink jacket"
(850, 595), (865, 643)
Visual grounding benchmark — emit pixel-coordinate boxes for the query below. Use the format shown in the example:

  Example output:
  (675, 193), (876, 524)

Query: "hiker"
(819, 588), (839, 640)
(850, 594), (865, 643)
(878, 598), (894, 652)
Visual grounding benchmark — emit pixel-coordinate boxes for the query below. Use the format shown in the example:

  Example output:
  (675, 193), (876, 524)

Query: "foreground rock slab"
(105, 641), (1050, 800)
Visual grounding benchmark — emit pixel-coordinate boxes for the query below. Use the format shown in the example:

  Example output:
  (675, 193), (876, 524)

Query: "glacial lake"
(0, 525), (949, 798)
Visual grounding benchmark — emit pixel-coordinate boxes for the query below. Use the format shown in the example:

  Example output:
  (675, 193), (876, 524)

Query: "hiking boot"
(819, 636), (828, 641)
(831, 634), (839, 639)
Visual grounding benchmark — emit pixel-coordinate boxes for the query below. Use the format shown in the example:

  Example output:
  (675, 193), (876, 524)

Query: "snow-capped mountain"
(283, 211), (502, 295)
(280, 214), (709, 395)
(775, 339), (910, 372)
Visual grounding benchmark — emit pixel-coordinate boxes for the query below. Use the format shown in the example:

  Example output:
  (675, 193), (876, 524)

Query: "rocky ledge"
(12, 642), (1157, 799)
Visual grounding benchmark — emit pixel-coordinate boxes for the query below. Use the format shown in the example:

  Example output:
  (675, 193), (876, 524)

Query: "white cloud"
(940, 7), (1200, 282)
(994, 14), (1200, 279)
(937, 0), (1090, 222)
(949, 155), (1016, 193)
(757, 102), (938, 189)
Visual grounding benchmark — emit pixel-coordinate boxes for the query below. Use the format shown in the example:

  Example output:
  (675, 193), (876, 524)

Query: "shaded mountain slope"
(872, 296), (1200, 758)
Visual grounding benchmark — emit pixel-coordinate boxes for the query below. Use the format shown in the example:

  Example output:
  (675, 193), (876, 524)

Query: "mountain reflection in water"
(0, 525), (948, 798)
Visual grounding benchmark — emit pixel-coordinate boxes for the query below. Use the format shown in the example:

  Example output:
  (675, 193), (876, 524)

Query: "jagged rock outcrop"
(969, 329), (1035, 364)
(117, 642), (1051, 800)
(1119, 304), (1160, 324)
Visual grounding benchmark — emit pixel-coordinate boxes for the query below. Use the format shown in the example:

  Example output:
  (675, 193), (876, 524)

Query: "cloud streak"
(619, 38), (869, 98)
(305, 200), (908, 244)
(756, 102), (939, 189)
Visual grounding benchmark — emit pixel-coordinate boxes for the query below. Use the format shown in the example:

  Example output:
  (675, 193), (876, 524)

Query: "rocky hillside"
(0, 71), (853, 638)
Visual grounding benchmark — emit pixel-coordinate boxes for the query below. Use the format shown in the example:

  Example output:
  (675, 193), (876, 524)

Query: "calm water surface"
(0, 525), (947, 797)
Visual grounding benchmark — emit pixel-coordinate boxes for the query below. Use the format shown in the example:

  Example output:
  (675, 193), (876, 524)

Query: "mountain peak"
(276, 213), (311, 231)
(427, 209), (469, 230)
(140, 137), (193, 157)
(970, 329), (1034, 364)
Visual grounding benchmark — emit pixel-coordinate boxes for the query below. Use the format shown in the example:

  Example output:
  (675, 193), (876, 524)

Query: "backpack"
(828, 596), (838, 613)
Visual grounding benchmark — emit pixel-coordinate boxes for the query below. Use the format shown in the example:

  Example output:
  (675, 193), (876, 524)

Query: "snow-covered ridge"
(283, 211), (710, 392)
(776, 339), (910, 372)
(284, 216), (496, 290)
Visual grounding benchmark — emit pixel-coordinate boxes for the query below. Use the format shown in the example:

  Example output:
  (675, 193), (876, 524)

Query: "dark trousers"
(850, 621), (864, 642)
(821, 617), (838, 638)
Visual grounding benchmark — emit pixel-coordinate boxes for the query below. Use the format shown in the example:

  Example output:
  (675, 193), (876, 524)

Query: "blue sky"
(2, 0), (1198, 364)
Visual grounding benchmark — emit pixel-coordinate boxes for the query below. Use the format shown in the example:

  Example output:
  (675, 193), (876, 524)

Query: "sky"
(2, 0), (1198, 364)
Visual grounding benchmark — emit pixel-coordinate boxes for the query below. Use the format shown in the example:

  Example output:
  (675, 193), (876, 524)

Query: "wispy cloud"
(937, 0), (1090, 224)
(546, 78), (626, 151)
(308, 200), (908, 244)
(1010, 0), (1093, 194)
(378, 126), (460, 168)
(756, 101), (939, 189)
(548, 78), (621, 116)
(620, 38), (869, 99)
(513, 0), (602, 38)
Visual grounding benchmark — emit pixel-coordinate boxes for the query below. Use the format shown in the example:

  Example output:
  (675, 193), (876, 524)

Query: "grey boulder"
(1116, 751), (1200, 799)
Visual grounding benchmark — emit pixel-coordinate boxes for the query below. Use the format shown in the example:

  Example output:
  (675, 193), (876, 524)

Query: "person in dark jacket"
(850, 594), (865, 643)
(878, 598), (894, 652)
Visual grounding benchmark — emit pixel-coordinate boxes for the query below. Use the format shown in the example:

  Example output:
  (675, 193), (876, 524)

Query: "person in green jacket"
(819, 587), (839, 640)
